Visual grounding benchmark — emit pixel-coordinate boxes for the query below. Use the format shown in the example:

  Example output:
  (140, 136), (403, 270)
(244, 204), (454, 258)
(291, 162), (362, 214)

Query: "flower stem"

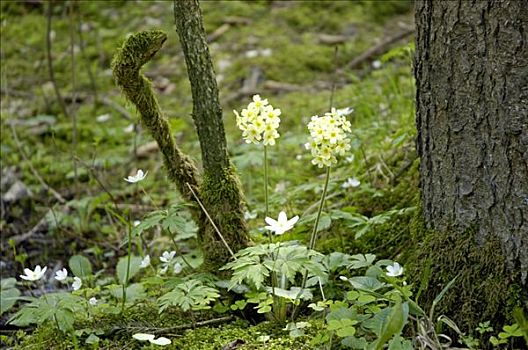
(122, 222), (133, 314)
(309, 166), (331, 250)
(264, 145), (270, 237)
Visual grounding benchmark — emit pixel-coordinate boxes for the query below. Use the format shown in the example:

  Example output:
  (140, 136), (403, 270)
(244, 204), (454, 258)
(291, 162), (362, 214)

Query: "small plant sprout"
(386, 262), (404, 277)
(72, 277), (82, 291)
(20, 265), (47, 281)
(124, 169), (148, 183)
(264, 211), (299, 235)
(140, 255), (150, 268)
(160, 251), (176, 263)
(342, 177), (360, 189)
(89, 297), (97, 306)
(54, 268), (68, 281)
(132, 333), (171, 346)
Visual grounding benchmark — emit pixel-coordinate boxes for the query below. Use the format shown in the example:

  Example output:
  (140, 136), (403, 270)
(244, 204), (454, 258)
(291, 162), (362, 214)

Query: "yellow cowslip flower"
(306, 108), (352, 168)
(234, 94), (281, 145)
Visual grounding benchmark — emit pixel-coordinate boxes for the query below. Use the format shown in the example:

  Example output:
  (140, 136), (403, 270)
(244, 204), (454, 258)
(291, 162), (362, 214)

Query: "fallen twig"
(207, 23), (230, 43)
(347, 27), (414, 69)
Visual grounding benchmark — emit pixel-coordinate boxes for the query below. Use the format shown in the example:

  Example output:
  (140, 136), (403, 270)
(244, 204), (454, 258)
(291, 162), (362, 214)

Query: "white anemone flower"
(264, 211), (299, 235)
(173, 262), (183, 274)
(339, 276), (348, 281)
(150, 337), (171, 346)
(133, 333), (171, 346)
(123, 124), (135, 133)
(124, 169), (148, 183)
(72, 277), (82, 291)
(96, 113), (111, 123)
(133, 220), (141, 227)
(160, 251), (176, 263)
(54, 268), (68, 281)
(133, 333), (155, 341)
(386, 262), (404, 277)
(342, 177), (361, 189)
(20, 265), (47, 281)
(140, 255), (150, 268)
(89, 297), (98, 306)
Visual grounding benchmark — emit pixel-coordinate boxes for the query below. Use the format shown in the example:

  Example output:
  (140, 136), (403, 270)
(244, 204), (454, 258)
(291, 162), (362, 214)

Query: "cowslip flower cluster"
(305, 108), (352, 168)
(233, 95), (281, 146)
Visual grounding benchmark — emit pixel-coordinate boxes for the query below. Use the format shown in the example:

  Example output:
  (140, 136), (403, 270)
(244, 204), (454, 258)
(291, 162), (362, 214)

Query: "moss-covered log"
(173, 0), (249, 270)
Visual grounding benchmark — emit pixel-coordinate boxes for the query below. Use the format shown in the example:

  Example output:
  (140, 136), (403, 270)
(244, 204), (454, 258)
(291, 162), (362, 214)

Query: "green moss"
(406, 221), (528, 334)
(112, 30), (201, 208)
(200, 166), (250, 271)
(172, 320), (314, 350)
(15, 304), (312, 350)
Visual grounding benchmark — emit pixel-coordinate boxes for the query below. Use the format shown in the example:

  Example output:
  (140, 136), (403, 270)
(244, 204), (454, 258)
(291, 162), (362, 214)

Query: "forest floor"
(0, 1), (422, 349)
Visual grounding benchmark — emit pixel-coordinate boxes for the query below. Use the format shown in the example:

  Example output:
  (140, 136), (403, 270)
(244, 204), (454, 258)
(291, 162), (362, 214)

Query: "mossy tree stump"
(112, 7), (249, 270)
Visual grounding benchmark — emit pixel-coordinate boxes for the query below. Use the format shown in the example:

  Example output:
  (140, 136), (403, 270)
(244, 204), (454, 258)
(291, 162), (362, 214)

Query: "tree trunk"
(174, 0), (249, 270)
(415, 0), (528, 328)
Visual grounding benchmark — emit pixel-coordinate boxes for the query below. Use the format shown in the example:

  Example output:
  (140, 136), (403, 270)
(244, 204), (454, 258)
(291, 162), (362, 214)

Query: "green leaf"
(349, 254), (376, 269)
(341, 336), (368, 349)
(388, 335), (413, 350)
(54, 307), (75, 332)
(1, 278), (17, 290)
(85, 334), (100, 345)
(158, 279), (220, 313)
(69, 255), (93, 277)
(116, 255), (142, 283)
(348, 276), (384, 291)
(430, 275), (458, 320)
(502, 323), (523, 337)
(108, 283), (145, 301)
(0, 288), (20, 315)
(373, 302), (409, 350)
(131, 211), (166, 237)
(324, 252), (352, 271)
(337, 326), (357, 337)
(362, 307), (391, 336)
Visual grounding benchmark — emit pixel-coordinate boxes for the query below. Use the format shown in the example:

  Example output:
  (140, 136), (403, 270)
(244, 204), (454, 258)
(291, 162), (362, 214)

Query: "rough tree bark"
(173, 0), (249, 269)
(415, 0), (527, 326)
(112, 24), (249, 270)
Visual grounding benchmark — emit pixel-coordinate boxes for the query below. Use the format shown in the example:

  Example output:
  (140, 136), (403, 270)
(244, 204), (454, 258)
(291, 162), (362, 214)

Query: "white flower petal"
(140, 255), (150, 268)
(72, 277), (82, 291)
(133, 333), (155, 341)
(150, 337), (171, 346)
(287, 215), (299, 226)
(264, 217), (278, 226)
(55, 268), (68, 281)
(277, 211), (287, 224)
